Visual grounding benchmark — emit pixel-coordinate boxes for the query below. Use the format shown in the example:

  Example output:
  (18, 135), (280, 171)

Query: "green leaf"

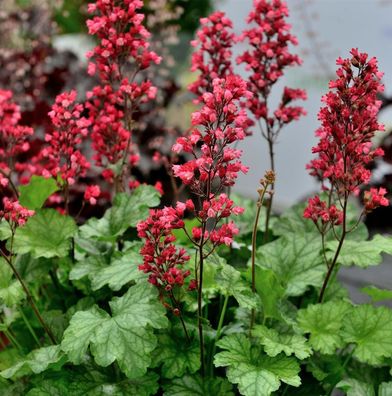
(231, 194), (276, 236)
(152, 333), (200, 378)
(79, 186), (160, 241)
(0, 221), (12, 241)
(27, 370), (159, 396)
(326, 234), (392, 268)
(12, 209), (77, 258)
(342, 304), (392, 364)
(273, 202), (317, 237)
(244, 267), (284, 320)
(254, 233), (325, 296)
(90, 246), (144, 291)
(253, 325), (312, 360)
(0, 258), (24, 306)
(19, 176), (59, 210)
(214, 334), (301, 396)
(297, 301), (352, 354)
(61, 283), (168, 378)
(379, 382), (392, 396)
(336, 378), (375, 396)
(163, 375), (234, 396)
(215, 262), (259, 309)
(0, 346), (65, 379)
(70, 255), (107, 282)
(360, 285), (392, 303)
(70, 245), (144, 291)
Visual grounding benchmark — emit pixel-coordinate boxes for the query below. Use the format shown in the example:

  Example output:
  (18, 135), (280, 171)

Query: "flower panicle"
(305, 49), (388, 228)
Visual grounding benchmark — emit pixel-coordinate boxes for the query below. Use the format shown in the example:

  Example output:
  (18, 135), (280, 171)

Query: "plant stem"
(211, 294), (229, 355)
(4, 329), (22, 352)
(20, 309), (41, 348)
(263, 134), (275, 244)
(169, 291), (190, 343)
(0, 250), (57, 344)
(0, 334), (6, 350)
(250, 186), (268, 330)
(0, 169), (19, 198)
(197, 239), (205, 377)
(318, 197), (347, 303)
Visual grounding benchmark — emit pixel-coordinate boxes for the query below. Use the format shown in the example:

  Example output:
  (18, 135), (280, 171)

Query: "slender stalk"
(0, 168), (19, 198)
(0, 250), (56, 344)
(250, 172), (274, 330)
(4, 329), (23, 352)
(20, 309), (41, 348)
(212, 293), (229, 351)
(197, 236), (205, 377)
(169, 291), (190, 343)
(261, 117), (276, 244)
(0, 334), (6, 349)
(250, 189), (268, 330)
(318, 197), (347, 303)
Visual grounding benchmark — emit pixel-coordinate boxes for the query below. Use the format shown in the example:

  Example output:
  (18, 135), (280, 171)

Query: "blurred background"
(1, 0), (392, 301)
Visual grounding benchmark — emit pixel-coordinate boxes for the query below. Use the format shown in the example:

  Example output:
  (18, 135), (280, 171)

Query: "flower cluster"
(86, 0), (161, 83)
(0, 90), (34, 188)
(305, 49), (388, 225)
(304, 196), (343, 230)
(85, 86), (131, 182)
(190, 194), (243, 246)
(41, 91), (90, 186)
(189, 11), (235, 100)
(85, 0), (160, 189)
(363, 187), (389, 213)
(84, 185), (101, 206)
(137, 204), (195, 310)
(169, 76), (253, 252)
(173, 76), (252, 190)
(237, 0), (306, 137)
(0, 197), (34, 228)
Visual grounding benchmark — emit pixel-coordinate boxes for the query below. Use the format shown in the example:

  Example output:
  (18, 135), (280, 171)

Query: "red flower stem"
(0, 169), (19, 198)
(169, 291), (190, 343)
(318, 196), (347, 303)
(197, 224), (206, 377)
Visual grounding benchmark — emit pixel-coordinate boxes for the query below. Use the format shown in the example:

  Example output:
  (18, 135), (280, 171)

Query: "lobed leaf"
(12, 209), (77, 258)
(152, 333), (200, 379)
(61, 283), (168, 378)
(326, 234), (392, 268)
(254, 233), (325, 296)
(342, 304), (392, 364)
(214, 334), (301, 396)
(0, 346), (65, 379)
(253, 325), (312, 360)
(297, 301), (352, 354)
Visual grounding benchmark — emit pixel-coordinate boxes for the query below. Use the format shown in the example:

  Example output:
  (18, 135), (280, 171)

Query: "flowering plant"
(0, 1), (392, 396)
